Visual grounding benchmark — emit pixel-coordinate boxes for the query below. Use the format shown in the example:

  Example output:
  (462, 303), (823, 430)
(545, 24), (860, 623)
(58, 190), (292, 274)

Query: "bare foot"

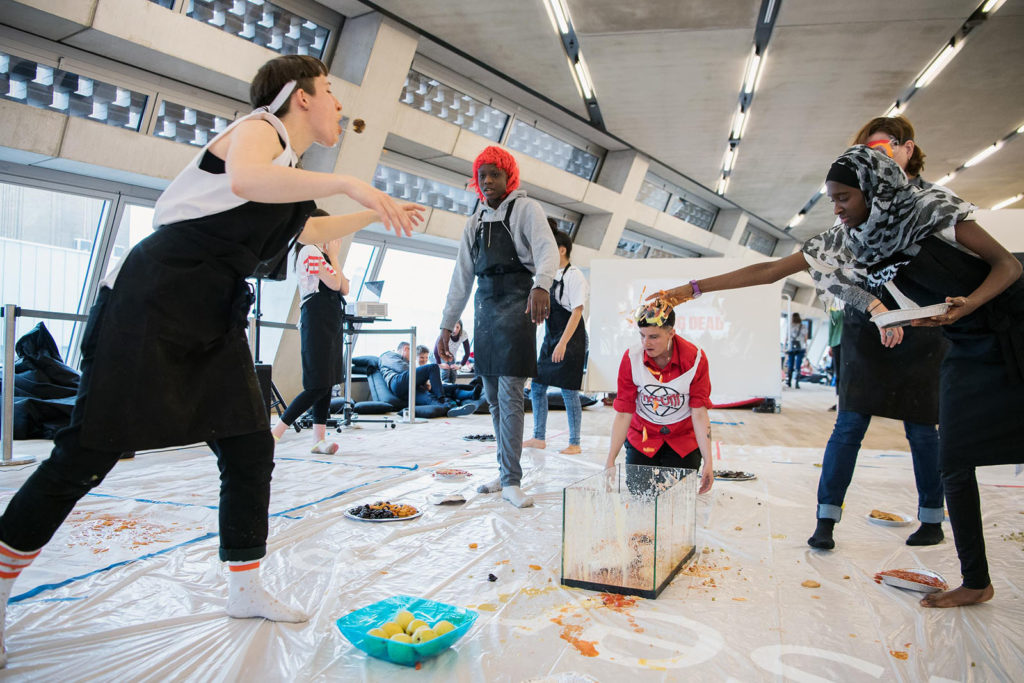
(920, 584), (994, 608)
(559, 444), (582, 455)
(522, 438), (546, 449)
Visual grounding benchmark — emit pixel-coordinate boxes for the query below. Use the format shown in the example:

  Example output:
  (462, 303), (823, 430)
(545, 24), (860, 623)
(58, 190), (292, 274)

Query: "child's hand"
(552, 341), (567, 363)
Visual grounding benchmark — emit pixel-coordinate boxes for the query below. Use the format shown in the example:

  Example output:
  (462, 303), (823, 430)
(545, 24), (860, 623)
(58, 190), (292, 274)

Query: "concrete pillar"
(271, 17), (420, 402)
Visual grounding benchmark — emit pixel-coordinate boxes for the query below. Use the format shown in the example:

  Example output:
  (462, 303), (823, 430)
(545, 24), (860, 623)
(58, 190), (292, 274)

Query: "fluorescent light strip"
(915, 42), (961, 88)
(574, 55), (595, 99)
(547, 0), (570, 34)
(991, 193), (1023, 210)
(716, 175), (730, 195)
(789, 212), (806, 227)
(722, 146), (737, 173)
(818, 184), (827, 195)
(981, 0), (1007, 13)
(743, 51), (761, 94)
(963, 141), (1003, 167)
(935, 172), (956, 186)
(1017, 123), (1024, 135)
(763, 0), (776, 23)
(566, 56), (584, 100)
(885, 102), (905, 117)
(731, 108), (747, 139)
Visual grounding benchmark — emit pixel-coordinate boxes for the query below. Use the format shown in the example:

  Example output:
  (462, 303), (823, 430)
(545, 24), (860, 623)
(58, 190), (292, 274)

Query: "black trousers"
(0, 291), (274, 563)
(942, 466), (990, 589)
(280, 387), (332, 426)
(624, 441), (701, 496)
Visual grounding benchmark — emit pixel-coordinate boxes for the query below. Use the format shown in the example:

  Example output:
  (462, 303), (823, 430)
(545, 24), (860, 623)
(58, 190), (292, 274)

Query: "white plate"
(433, 470), (472, 483)
(877, 568), (948, 593)
(344, 508), (422, 523)
(866, 511), (912, 527)
(871, 303), (950, 329)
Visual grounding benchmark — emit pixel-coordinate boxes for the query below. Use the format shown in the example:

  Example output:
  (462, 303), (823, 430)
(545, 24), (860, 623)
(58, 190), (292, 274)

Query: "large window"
(103, 204), (156, 280)
(353, 247), (468, 359)
(0, 181), (108, 359)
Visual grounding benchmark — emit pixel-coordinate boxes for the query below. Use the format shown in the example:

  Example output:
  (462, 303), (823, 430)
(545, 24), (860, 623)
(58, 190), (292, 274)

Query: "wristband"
(689, 279), (702, 299)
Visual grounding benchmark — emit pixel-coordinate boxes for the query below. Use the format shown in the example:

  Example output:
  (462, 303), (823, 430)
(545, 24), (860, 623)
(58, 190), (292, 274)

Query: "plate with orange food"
(866, 509), (912, 526)
(874, 568), (948, 594)
(346, 501), (422, 522)
(432, 468), (473, 483)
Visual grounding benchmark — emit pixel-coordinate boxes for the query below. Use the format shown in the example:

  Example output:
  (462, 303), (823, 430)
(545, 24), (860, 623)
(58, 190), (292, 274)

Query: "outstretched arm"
(224, 119), (418, 235)
(654, 252), (808, 306)
(299, 206), (423, 245)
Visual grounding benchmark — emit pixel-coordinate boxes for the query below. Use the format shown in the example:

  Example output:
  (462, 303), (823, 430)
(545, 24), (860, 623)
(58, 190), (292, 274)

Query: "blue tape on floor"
(711, 420), (743, 426)
(86, 492), (218, 510)
(10, 532), (218, 603)
(275, 457), (419, 471)
(12, 471), (411, 601)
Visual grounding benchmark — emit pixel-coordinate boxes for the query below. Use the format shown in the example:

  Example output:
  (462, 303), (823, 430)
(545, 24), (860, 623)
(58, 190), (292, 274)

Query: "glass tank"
(561, 464), (696, 598)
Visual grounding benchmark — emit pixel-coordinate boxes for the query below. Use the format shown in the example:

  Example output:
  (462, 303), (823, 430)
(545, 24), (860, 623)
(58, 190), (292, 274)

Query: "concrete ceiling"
(344, 0), (1024, 238)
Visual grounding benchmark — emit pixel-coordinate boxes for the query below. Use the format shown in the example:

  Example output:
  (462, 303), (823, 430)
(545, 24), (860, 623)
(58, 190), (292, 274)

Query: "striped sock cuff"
(0, 540), (39, 578)
(227, 560), (261, 573)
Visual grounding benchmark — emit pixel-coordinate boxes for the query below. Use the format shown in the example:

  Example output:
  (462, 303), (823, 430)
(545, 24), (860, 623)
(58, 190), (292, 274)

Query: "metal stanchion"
(2, 304), (36, 467)
(405, 326), (423, 424)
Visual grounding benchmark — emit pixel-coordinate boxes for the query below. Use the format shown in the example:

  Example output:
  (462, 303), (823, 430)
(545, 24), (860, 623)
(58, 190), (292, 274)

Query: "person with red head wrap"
(437, 146), (560, 508)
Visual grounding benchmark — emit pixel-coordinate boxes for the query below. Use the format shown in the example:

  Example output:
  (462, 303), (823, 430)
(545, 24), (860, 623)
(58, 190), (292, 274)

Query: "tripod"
(251, 276), (288, 419)
(330, 314), (396, 431)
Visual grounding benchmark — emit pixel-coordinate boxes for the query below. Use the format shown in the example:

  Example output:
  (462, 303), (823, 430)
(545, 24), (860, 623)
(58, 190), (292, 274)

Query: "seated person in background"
(378, 342), (475, 417)
(605, 303), (714, 496)
(416, 345), (431, 366)
(434, 319), (472, 383)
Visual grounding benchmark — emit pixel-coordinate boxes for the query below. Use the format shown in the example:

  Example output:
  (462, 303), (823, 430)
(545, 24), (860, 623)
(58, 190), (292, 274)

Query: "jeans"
(0, 290), (273, 562)
(786, 350), (805, 386)
(389, 363), (444, 405)
(481, 376), (527, 487)
(280, 386), (332, 425)
(529, 382), (582, 445)
(816, 410), (944, 523)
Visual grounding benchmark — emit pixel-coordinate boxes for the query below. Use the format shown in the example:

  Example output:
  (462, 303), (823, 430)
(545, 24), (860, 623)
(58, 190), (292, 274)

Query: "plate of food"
(874, 568), (948, 593)
(346, 501), (421, 522)
(714, 470), (757, 481)
(866, 509), (912, 526)
(433, 468), (473, 483)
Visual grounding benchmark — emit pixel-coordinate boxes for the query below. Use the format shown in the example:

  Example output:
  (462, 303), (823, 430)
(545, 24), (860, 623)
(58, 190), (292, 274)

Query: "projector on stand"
(345, 301), (388, 318)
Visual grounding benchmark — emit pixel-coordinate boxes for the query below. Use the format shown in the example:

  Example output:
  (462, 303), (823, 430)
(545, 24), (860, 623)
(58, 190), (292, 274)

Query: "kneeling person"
(605, 304), (714, 495)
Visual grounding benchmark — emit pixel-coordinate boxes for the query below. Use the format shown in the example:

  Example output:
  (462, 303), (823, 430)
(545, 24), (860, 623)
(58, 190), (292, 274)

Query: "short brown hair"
(250, 55), (329, 115)
(852, 116), (926, 178)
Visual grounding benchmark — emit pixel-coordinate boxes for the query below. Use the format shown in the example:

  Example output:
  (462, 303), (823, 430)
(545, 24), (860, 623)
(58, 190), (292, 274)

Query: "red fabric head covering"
(469, 146), (520, 201)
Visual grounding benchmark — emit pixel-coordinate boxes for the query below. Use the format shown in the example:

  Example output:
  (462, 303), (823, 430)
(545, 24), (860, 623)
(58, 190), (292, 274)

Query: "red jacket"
(613, 334), (711, 456)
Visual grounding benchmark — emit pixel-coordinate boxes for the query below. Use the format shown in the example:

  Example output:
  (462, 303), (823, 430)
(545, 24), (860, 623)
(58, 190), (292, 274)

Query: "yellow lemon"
(432, 620), (455, 636)
(367, 627), (388, 639)
(394, 610), (415, 631)
(405, 618), (428, 635)
(389, 632), (413, 642)
(380, 621), (403, 637)
(412, 628), (437, 644)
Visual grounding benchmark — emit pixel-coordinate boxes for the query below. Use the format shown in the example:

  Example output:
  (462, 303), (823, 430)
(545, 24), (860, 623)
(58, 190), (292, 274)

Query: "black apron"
(838, 298), (946, 424)
(471, 199), (537, 377)
(892, 236), (1024, 468)
(79, 199), (315, 451)
(299, 264), (345, 390)
(536, 265), (587, 389)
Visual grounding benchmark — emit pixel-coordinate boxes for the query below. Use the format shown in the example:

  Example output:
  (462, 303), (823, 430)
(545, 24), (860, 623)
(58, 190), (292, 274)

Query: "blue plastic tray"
(336, 595), (478, 666)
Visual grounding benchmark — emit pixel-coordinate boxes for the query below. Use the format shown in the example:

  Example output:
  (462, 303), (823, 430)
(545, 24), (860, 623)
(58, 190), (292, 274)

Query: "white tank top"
(152, 110), (298, 227)
(630, 344), (703, 425)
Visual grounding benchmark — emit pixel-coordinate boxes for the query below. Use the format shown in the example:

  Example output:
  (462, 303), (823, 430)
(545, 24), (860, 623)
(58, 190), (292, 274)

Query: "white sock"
(225, 560), (308, 623)
(1, 541), (41, 669)
(476, 477), (502, 494)
(501, 486), (534, 508)
(310, 440), (338, 455)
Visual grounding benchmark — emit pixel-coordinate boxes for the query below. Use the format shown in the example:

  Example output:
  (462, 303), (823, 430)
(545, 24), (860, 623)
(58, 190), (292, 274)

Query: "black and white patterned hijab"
(802, 145), (974, 306)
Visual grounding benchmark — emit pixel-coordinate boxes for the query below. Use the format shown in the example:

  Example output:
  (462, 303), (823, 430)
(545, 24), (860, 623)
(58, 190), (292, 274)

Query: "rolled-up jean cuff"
(918, 507), (945, 524)
(219, 545), (267, 562)
(817, 504), (842, 522)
